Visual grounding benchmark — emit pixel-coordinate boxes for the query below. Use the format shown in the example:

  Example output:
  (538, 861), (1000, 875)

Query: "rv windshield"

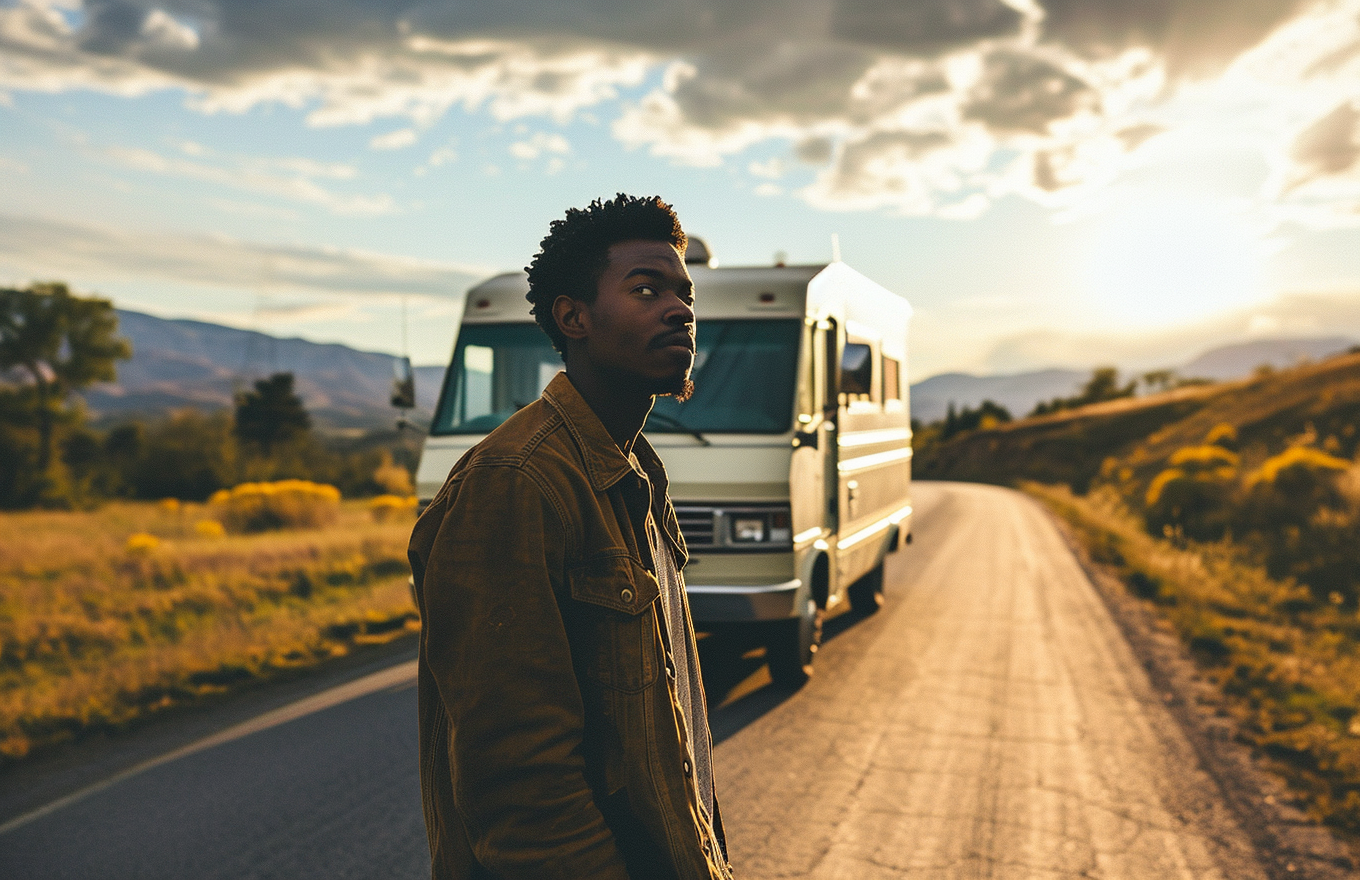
(648, 319), (801, 434)
(431, 319), (802, 435)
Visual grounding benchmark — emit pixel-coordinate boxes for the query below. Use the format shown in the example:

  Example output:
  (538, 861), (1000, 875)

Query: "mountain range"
(76, 309), (1358, 431)
(80, 310), (445, 432)
(910, 335), (1358, 423)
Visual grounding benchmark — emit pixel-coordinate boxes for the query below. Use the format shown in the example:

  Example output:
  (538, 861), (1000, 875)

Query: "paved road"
(0, 482), (1272, 878)
(709, 481), (1268, 879)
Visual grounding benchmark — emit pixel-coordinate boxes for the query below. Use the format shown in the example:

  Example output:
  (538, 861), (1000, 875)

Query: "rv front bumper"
(686, 579), (802, 624)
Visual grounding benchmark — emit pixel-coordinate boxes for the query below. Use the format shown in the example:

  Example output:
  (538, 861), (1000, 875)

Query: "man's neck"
(564, 365), (654, 456)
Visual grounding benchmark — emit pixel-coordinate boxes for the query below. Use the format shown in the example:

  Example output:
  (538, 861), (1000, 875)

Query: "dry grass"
(1027, 482), (1360, 837)
(0, 499), (419, 765)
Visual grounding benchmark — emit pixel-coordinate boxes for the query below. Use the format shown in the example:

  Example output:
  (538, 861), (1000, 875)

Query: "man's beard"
(655, 375), (694, 403)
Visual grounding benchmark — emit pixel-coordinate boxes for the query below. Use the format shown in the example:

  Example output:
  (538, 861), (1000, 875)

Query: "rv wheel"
(848, 562), (885, 615)
(765, 598), (823, 688)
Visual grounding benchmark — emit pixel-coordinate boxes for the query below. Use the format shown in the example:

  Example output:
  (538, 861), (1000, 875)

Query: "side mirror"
(391, 356), (416, 410)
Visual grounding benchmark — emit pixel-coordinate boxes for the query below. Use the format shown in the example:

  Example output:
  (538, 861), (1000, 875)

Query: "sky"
(2, 0), (1360, 381)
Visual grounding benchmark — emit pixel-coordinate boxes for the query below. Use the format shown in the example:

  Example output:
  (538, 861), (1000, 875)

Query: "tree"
(1141, 369), (1177, 393)
(1074, 367), (1135, 406)
(234, 372), (311, 454)
(1029, 366), (1136, 416)
(0, 283), (131, 474)
(941, 399), (1012, 439)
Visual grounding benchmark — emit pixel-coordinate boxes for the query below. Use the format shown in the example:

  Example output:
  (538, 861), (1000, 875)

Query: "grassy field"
(0, 498), (418, 766)
(1028, 483), (1360, 838)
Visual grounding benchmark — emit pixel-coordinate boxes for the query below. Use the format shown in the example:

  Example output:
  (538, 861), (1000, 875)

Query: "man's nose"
(664, 293), (695, 324)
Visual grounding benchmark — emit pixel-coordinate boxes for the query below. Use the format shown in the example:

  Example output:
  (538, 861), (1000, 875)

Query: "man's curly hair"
(526, 193), (687, 359)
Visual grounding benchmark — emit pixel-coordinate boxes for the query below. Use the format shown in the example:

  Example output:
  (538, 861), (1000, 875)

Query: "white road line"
(0, 659), (418, 836)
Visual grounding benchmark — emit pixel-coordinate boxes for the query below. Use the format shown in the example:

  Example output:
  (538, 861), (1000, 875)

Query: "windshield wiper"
(647, 412), (711, 446)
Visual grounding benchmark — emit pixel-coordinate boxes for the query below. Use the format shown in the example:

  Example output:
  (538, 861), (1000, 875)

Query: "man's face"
(579, 239), (696, 398)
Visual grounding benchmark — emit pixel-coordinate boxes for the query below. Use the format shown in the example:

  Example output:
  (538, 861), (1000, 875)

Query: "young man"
(409, 194), (731, 879)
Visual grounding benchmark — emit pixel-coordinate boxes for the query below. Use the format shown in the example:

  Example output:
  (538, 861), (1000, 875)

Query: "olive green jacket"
(409, 372), (730, 880)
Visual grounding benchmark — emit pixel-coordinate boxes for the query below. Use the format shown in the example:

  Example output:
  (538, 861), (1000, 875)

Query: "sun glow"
(1083, 197), (1268, 330)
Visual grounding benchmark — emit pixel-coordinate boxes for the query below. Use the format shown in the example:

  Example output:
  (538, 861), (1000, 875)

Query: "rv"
(414, 251), (913, 685)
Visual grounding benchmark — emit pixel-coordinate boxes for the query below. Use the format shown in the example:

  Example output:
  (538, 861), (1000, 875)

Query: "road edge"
(0, 634), (418, 829)
(1039, 505), (1358, 880)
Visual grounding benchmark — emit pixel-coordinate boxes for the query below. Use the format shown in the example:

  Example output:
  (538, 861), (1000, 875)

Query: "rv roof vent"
(685, 237), (713, 267)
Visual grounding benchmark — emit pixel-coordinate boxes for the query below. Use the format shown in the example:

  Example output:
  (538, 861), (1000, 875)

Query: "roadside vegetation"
(1, 284), (425, 767)
(1, 282), (420, 510)
(0, 495), (419, 766)
(917, 353), (1360, 840)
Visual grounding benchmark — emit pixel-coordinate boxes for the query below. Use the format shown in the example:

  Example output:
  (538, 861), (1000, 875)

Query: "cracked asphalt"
(707, 481), (1274, 879)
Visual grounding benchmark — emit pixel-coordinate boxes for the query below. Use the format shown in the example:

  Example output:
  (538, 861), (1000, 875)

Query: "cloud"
(100, 142), (397, 215)
(1037, 0), (1314, 79)
(831, 0), (1024, 56)
(509, 131), (570, 160)
(0, 212), (490, 299)
(1289, 101), (1360, 186)
(971, 287), (1360, 374)
(963, 51), (1097, 135)
(0, 0), (1356, 221)
(370, 127), (418, 150)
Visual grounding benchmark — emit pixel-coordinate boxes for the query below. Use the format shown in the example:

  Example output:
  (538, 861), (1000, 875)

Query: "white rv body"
(415, 260), (912, 684)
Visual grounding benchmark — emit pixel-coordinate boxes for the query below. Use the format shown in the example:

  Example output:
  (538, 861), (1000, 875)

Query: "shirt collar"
(541, 371), (668, 495)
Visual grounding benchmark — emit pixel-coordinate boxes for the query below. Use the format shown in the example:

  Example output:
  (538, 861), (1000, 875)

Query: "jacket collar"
(541, 371), (669, 496)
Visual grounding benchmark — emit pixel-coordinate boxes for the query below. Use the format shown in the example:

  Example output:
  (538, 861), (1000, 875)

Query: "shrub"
(1248, 446), (1349, 491)
(194, 519), (226, 538)
(1238, 446), (1350, 532)
(210, 480), (341, 533)
(1234, 447), (1359, 605)
(368, 494), (418, 523)
(1145, 442), (1239, 541)
(372, 452), (415, 496)
(125, 532), (160, 555)
(1204, 422), (1238, 448)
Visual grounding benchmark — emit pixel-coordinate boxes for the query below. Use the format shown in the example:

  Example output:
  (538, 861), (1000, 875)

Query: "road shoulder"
(1042, 507), (1358, 880)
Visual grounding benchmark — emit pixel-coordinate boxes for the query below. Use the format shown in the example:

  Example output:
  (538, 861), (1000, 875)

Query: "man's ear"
(553, 295), (589, 342)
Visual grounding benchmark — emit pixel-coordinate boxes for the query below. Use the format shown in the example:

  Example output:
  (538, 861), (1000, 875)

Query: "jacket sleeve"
(418, 463), (631, 880)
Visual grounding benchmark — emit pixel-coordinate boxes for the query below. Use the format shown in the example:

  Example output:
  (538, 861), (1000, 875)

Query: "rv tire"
(765, 598), (822, 688)
(848, 562), (885, 615)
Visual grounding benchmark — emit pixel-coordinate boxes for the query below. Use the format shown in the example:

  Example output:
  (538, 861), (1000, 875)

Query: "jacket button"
(620, 588), (634, 603)
(682, 758), (692, 777)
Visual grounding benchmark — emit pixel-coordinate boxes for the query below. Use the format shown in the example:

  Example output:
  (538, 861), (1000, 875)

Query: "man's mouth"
(651, 330), (695, 351)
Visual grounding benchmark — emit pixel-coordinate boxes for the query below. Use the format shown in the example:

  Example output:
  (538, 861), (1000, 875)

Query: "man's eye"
(634, 285), (658, 296)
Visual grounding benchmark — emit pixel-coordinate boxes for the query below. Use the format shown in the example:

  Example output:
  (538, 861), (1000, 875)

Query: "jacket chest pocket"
(567, 554), (661, 693)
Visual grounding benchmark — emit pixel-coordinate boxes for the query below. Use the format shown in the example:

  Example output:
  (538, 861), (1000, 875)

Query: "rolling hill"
(914, 348), (1360, 493)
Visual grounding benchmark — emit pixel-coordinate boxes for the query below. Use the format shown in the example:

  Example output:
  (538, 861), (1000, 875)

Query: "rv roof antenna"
(831, 233), (842, 263)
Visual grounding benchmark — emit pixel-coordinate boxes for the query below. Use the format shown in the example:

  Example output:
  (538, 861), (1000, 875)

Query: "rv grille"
(674, 506), (717, 547)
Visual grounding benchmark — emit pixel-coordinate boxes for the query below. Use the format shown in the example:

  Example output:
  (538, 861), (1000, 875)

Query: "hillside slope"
(915, 349), (1360, 492)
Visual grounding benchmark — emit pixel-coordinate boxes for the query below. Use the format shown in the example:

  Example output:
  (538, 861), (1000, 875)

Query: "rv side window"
(841, 342), (874, 402)
(431, 323), (561, 435)
(883, 356), (901, 402)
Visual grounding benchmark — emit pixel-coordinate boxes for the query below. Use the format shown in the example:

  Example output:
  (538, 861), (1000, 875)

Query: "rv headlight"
(732, 517), (766, 542)
(728, 509), (792, 544)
